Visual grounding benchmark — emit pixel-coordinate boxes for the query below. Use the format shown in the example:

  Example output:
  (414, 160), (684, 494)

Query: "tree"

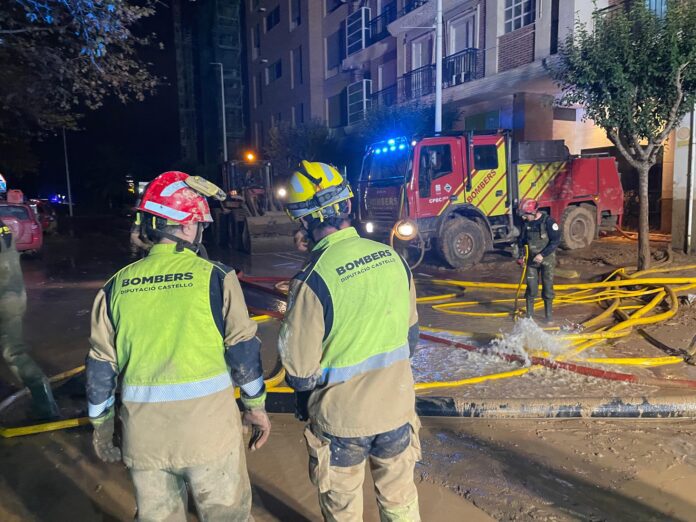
(0, 0), (159, 139)
(552, 0), (696, 269)
(264, 119), (341, 179)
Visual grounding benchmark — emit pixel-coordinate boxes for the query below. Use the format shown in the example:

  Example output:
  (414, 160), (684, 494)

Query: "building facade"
(173, 0), (245, 176)
(246, 0), (681, 233)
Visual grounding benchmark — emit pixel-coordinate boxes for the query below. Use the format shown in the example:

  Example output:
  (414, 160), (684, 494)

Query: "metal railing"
(398, 0), (429, 18)
(398, 63), (435, 101)
(442, 48), (484, 87)
(371, 84), (398, 107)
(369, 3), (397, 44)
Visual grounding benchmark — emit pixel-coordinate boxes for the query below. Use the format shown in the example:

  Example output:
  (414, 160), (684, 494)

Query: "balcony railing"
(369, 3), (397, 44)
(398, 63), (435, 100)
(398, 0), (429, 18)
(371, 84), (398, 107)
(374, 49), (482, 105)
(443, 48), (484, 87)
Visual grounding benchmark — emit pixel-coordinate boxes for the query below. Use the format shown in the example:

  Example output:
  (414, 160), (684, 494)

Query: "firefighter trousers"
(524, 253), (556, 301)
(0, 291), (47, 389)
(303, 419), (422, 522)
(129, 436), (253, 522)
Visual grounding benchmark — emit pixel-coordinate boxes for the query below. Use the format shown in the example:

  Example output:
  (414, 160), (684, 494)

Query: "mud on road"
(1, 227), (696, 520)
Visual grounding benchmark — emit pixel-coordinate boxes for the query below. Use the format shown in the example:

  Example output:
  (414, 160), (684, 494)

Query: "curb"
(415, 395), (696, 419)
(263, 393), (696, 419)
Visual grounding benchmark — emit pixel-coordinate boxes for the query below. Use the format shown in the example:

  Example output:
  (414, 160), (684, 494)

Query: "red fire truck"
(355, 131), (624, 268)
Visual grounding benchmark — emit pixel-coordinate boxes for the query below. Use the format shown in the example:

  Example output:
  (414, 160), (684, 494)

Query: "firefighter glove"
(242, 408), (271, 451)
(516, 257), (525, 266)
(533, 254), (544, 264)
(92, 416), (122, 463)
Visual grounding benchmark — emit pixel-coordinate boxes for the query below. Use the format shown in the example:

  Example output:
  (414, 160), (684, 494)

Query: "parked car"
(28, 199), (58, 234)
(0, 203), (43, 253)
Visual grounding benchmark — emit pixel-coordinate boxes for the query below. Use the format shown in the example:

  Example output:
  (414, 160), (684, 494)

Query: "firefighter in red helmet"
(87, 171), (270, 520)
(516, 198), (561, 322)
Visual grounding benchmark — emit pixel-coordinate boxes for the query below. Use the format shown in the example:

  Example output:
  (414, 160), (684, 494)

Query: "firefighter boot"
(525, 297), (535, 319)
(28, 379), (61, 421)
(543, 299), (553, 324)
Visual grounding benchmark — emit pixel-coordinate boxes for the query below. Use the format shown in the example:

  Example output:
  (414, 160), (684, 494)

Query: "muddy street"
(1, 227), (696, 520)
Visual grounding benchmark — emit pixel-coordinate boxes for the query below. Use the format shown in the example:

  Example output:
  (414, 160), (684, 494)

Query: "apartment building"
(247, 0), (679, 232)
(173, 0), (245, 175)
(245, 0), (359, 149)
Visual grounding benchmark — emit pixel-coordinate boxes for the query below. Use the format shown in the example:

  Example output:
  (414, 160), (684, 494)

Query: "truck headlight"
(394, 219), (417, 241)
(277, 187), (287, 198)
(365, 221), (374, 234)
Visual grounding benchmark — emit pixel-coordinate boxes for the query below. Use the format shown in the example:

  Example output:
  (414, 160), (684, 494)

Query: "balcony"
(397, 0), (429, 18)
(371, 84), (398, 107)
(372, 48), (483, 107)
(369, 3), (397, 44)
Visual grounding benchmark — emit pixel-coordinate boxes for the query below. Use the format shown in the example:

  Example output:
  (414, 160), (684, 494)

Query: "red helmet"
(518, 198), (539, 215)
(137, 171), (213, 225)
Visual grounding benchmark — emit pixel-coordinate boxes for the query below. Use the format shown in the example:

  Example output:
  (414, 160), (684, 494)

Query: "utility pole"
(62, 128), (74, 217)
(211, 62), (228, 162)
(434, 0), (443, 133)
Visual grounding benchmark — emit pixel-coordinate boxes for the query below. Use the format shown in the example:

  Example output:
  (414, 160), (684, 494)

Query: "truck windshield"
(361, 149), (411, 182)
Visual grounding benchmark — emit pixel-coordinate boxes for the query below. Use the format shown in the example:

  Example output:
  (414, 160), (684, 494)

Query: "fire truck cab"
(356, 131), (624, 268)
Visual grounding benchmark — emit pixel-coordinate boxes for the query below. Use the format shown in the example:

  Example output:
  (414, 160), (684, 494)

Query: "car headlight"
(365, 221), (374, 234)
(394, 219), (417, 241)
(277, 187), (287, 198)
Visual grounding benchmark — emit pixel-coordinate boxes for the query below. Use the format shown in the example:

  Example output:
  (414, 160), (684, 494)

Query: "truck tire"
(438, 217), (486, 268)
(560, 205), (596, 249)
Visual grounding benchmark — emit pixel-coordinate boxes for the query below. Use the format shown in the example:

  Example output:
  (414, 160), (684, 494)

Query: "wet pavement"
(2, 222), (696, 520)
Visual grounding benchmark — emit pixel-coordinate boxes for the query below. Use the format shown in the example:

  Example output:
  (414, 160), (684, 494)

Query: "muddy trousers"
(129, 443), (252, 522)
(304, 421), (421, 522)
(524, 254), (556, 318)
(0, 292), (59, 419)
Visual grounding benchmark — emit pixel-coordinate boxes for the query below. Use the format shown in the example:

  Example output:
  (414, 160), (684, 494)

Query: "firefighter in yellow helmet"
(279, 160), (422, 521)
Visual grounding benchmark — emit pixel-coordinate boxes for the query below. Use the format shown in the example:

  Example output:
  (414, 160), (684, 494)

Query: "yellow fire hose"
(6, 264), (696, 438)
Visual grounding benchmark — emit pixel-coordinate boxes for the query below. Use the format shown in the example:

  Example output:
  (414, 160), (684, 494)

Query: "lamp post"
(210, 62), (228, 162)
(62, 128), (74, 217)
(434, 0), (443, 133)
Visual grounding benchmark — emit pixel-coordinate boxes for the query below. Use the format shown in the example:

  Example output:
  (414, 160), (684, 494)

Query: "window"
(291, 46), (303, 87)
(326, 23), (346, 72)
(473, 145), (499, 170)
(326, 0), (342, 14)
(646, 0), (666, 17)
(411, 36), (431, 70)
(251, 24), (260, 59)
(255, 121), (265, 148)
(448, 12), (476, 54)
(254, 72), (263, 106)
(293, 103), (304, 125)
(419, 145), (453, 197)
(327, 90), (347, 128)
(266, 6), (280, 32)
(265, 59), (282, 84)
(0, 205), (29, 220)
(504, 0), (535, 33)
(290, 0), (301, 28)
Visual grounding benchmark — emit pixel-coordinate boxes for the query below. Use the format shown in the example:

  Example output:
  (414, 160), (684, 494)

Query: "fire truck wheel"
(438, 217), (486, 268)
(560, 205), (596, 250)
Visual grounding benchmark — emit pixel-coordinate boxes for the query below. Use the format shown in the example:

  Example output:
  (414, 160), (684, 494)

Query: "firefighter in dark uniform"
(0, 220), (60, 419)
(516, 198), (561, 322)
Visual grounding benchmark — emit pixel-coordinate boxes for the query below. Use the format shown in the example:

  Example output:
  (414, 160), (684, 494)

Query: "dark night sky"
(25, 5), (180, 208)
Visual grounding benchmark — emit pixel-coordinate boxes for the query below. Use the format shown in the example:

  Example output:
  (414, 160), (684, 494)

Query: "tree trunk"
(637, 162), (652, 271)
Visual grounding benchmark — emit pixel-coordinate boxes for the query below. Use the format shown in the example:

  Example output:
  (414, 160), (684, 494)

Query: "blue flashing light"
(399, 144), (406, 150)
(387, 138), (395, 145)
(390, 146), (396, 151)
(382, 147), (388, 153)
(375, 148), (381, 154)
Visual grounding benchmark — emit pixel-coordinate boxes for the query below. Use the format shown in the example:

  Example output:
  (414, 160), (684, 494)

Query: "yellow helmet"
(285, 160), (353, 221)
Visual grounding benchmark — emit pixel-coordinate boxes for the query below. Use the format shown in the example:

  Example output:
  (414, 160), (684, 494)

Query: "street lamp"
(210, 62), (228, 162)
